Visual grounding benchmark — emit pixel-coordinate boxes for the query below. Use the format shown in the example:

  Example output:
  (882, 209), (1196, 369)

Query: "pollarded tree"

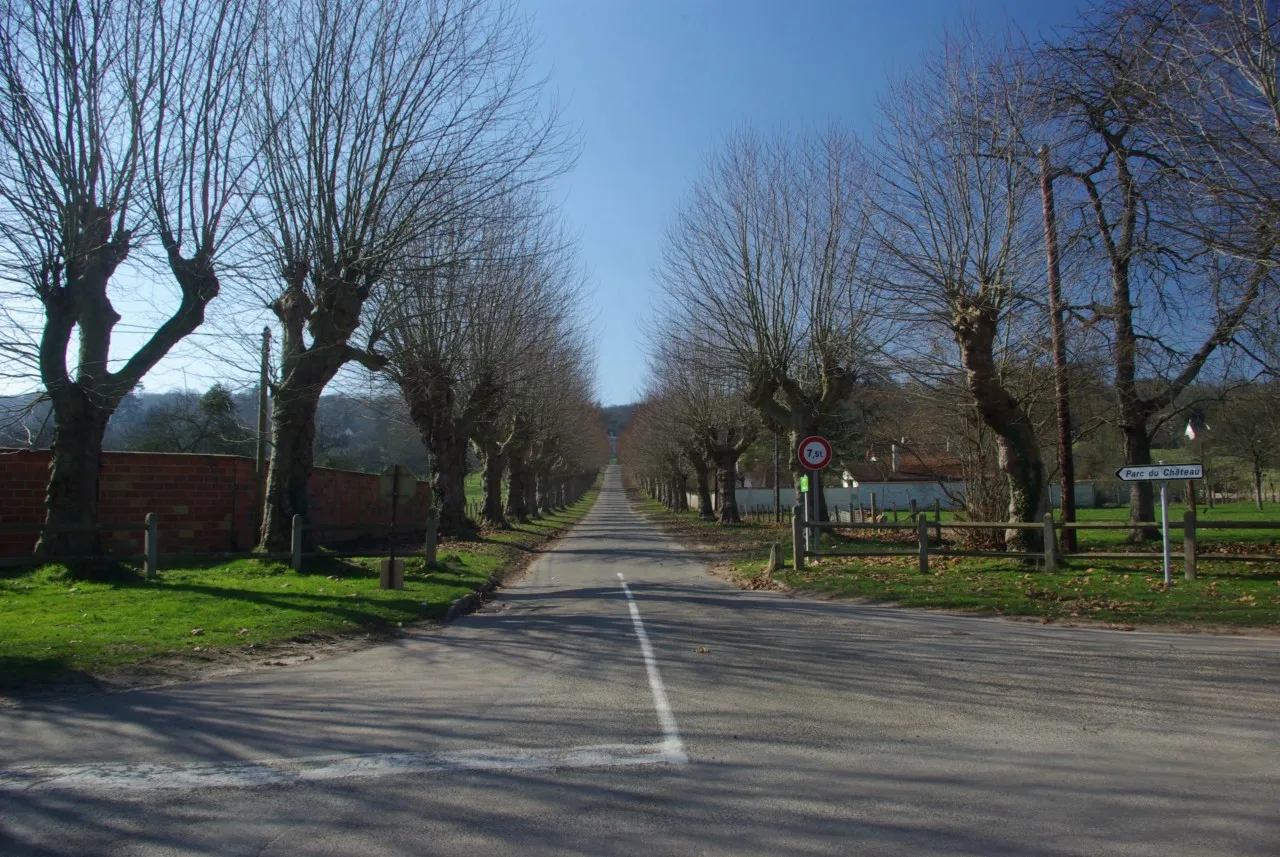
(619, 397), (691, 512)
(382, 193), (580, 535)
(871, 28), (1049, 550)
(0, 0), (264, 564)
(655, 127), (888, 521)
(250, 0), (567, 549)
(501, 315), (594, 523)
(646, 322), (760, 524)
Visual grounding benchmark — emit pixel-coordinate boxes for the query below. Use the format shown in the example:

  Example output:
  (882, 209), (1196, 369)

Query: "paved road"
(3, 466), (1279, 856)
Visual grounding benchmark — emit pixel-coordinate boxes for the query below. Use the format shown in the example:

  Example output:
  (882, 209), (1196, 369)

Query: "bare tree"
(381, 192), (580, 535)
(655, 127), (886, 521)
(646, 322), (760, 524)
(871, 29), (1050, 550)
(250, 0), (566, 549)
(1211, 382), (1280, 510)
(0, 0), (262, 564)
(1033, 0), (1273, 537)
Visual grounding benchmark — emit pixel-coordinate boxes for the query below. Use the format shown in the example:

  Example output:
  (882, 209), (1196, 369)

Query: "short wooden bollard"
(792, 505), (805, 571)
(1184, 509), (1197, 581)
(917, 516), (929, 575)
(424, 508), (439, 565)
(290, 514), (303, 571)
(144, 512), (159, 579)
(379, 558), (405, 590)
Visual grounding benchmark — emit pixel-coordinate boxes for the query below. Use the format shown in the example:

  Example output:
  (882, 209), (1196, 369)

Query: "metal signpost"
(798, 436), (833, 555)
(1116, 463), (1204, 586)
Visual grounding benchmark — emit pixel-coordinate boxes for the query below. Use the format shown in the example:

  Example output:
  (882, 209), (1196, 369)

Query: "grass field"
(464, 472), (484, 503)
(638, 496), (1280, 630)
(0, 485), (600, 690)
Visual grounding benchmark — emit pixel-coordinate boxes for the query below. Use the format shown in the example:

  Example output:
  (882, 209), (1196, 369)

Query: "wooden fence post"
(424, 507), (438, 565)
(1184, 509), (1197, 581)
(1042, 513), (1057, 573)
(144, 513), (158, 579)
(291, 514), (303, 571)
(792, 505), (804, 571)
(917, 516), (929, 575)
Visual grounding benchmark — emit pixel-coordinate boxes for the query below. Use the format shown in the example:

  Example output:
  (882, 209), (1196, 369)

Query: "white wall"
(689, 480), (1100, 515)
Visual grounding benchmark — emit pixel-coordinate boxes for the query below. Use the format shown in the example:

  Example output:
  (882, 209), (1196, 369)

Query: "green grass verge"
(0, 484), (600, 690)
(638, 497), (1280, 630)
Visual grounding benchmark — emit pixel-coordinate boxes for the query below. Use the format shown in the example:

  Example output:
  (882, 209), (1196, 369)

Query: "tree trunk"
(713, 457), (741, 524)
(954, 303), (1046, 552)
(525, 467), (541, 519)
(1255, 464), (1265, 511)
(36, 393), (112, 564)
(694, 464), (714, 519)
(432, 428), (472, 537)
(260, 387), (322, 550)
(537, 466), (554, 513)
(480, 439), (506, 527)
(260, 272), (380, 550)
(505, 445), (531, 522)
(671, 474), (688, 511)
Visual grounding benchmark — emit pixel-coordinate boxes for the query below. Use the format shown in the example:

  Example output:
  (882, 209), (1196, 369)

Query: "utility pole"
(256, 327), (271, 475)
(1040, 145), (1076, 553)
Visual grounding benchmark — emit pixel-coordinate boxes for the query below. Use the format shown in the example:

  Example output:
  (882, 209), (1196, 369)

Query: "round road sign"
(798, 435), (833, 471)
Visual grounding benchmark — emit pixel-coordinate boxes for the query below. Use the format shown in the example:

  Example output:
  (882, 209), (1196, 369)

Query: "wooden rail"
(792, 505), (1278, 578)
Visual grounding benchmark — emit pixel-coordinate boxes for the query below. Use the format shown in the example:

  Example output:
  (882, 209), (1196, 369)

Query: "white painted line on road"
(617, 572), (688, 764)
(0, 741), (680, 792)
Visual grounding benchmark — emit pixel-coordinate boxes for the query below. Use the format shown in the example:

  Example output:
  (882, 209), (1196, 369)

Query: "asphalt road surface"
(3, 466), (1279, 856)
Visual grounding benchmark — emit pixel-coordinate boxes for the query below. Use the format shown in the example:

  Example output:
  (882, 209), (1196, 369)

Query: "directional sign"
(798, 435), (833, 471)
(1116, 463), (1203, 482)
(379, 464), (418, 502)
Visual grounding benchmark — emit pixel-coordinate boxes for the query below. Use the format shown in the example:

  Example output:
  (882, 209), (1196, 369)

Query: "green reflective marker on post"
(799, 475), (809, 492)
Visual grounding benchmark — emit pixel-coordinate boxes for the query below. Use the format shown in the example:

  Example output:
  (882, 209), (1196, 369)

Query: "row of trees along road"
(628, 0), (1279, 546)
(0, 0), (601, 569)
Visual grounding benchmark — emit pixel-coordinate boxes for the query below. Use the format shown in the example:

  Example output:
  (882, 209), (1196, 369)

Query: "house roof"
(839, 449), (964, 483)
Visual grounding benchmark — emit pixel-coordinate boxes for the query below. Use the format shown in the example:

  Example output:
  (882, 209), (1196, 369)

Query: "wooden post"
(893, 503), (898, 523)
(1042, 513), (1058, 573)
(1183, 509), (1197, 581)
(870, 492), (877, 524)
(791, 505), (804, 571)
(424, 507), (438, 565)
(144, 513), (158, 579)
(909, 498), (918, 520)
(291, 514), (303, 571)
(917, 516), (929, 575)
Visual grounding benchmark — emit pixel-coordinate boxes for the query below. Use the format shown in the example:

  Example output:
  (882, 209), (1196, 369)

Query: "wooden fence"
(790, 506), (1280, 579)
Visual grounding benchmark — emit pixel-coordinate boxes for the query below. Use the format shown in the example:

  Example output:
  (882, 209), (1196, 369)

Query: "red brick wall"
(0, 450), (432, 558)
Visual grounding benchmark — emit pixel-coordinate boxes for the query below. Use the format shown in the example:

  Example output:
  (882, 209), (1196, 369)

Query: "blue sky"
(4, 1), (1087, 403)
(523, 0), (1086, 405)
